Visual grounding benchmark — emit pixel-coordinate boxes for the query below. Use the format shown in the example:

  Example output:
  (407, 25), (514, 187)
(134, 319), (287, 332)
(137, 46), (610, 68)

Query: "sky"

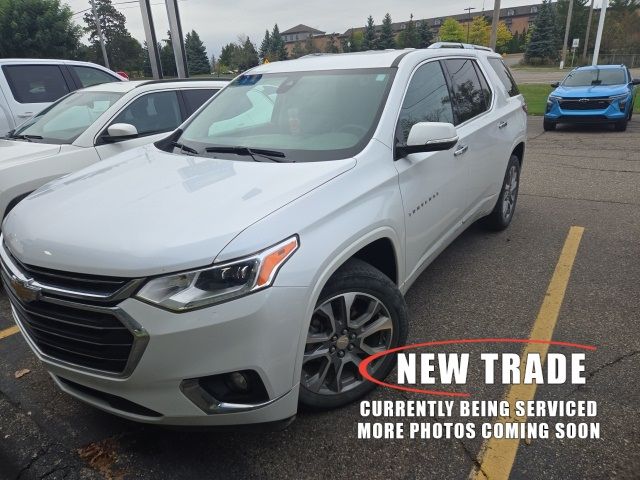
(65, 0), (602, 58)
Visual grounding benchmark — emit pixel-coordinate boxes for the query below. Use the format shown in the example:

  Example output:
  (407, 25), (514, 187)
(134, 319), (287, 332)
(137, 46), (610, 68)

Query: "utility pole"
(464, 7), (476, 43)
(560, 0), (574, 69)
(90, 0), (109, 69)
(592, 0), (608, 65)
(489, 0), (501, 50)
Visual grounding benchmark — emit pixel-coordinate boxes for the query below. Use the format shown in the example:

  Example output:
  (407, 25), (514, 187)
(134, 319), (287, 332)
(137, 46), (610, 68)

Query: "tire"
(481, 155), (521, 231)
(299, 258), (408, 410)
(543, 119), (556, 131)
(615, 118), (628, 131)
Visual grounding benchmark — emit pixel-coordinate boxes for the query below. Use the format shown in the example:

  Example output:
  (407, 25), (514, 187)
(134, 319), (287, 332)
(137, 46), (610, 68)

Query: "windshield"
(13, 91), (123, 144)
(178, 69), (394, 162)
(562, 68), (627, 87)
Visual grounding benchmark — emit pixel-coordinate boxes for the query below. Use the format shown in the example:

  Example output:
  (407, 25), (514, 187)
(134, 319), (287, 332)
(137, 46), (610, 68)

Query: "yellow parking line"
(470, 226), (585, 480)
(0, 325), (20, 340)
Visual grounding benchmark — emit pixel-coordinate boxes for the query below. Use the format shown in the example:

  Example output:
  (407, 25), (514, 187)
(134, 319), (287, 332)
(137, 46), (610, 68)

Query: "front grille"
(560, 98), (610, 110)
(1, 242), (147, 376)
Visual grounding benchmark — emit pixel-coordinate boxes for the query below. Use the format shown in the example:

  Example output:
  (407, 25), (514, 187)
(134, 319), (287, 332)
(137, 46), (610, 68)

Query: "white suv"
(0, 59), (125, 136)
(1, 45), (526, 426)
(0, 79), (227, 221)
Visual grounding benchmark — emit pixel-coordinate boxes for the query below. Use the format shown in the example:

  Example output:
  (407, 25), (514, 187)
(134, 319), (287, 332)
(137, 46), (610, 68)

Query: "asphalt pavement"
(0, 117), (638, 479)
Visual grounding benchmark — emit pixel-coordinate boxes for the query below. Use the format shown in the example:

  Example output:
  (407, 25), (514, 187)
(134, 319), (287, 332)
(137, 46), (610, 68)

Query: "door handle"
(17, 112), (34, 118)
(498, 121), (508, 129)
(454, 144), (468, 157)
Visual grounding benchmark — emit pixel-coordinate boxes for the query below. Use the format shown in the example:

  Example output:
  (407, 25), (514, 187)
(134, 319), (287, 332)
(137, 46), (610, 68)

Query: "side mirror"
(395, 122), (458, 159)
(550, 81), (560, 88)
(632, 78), (640, 86)
(106, 123), (138, 140)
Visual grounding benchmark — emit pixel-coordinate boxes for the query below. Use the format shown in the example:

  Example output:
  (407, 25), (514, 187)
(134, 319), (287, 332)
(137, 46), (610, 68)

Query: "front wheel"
(299, 259), (408, 410)
(615, 118), (628, 131)
(543, 118), (556, 131)
(481, 155), (521, 231)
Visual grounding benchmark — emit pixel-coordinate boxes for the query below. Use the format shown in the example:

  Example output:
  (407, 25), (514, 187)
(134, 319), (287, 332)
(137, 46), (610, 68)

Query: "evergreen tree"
(0, 0), (81, 58)
(291, 41), (307, 59)
(83, 0), (142, 72)
(525, 0), (560, 63)
(304, 35), (319, 54)
(378, 13), (396, 49)
(185, 30), (210, 75)
(236, 37), (260, 71)
(160, 31), (177, 76)
(142, 40), (162, 77)
(269, 24), (288, 61)
(219, 42), (239, 70)
(417, 20), (434, 48)
(362, 15), (377, 50)
(439, 18), (465, 42)
(259, 29), (271, 61)
(398, 14), (419, 48)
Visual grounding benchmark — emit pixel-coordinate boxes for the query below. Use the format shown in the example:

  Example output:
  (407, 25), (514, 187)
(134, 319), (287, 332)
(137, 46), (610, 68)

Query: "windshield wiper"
(7, 133), (43, 142)
(168, 141), (199, 155)
(204, 146), (291, 163)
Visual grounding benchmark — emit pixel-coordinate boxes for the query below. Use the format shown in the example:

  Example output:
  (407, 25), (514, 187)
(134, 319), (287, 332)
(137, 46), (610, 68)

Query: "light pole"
(90, 0), (109, 69)
(592, 0), (608, 65)
(560, 0), (574, 69)
(465, 7), (476, 43)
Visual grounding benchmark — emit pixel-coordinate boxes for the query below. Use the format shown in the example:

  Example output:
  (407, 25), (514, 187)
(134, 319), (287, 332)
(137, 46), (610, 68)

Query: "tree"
(378, 13), (396, 49)
(439, 18), (465, 42)
(417, 20), (434, 48)
(160, 31), (177, 76)
(324, 34), (339, 53)
(259, 29), (271, 61)
(601, 0), (640, 53)
(83, 0), (142, 72)
(219, 42), (239, 70)
(525, 0), (560, 64)
(269, 24), (288, 61)
(468, 16), (490, 45)
(185, 30), (210, 75)
(495, 21), (514, 53)
(556, 0), (589, 52)
(0, 0), (81, 58)
(362, 15), (377, 50)
(291, 42), (307, 59)
(141, 41), (161, 77)
(235, 37), (259, 71)
(398, 14), (419, 48)
(304, 35), (319, 54)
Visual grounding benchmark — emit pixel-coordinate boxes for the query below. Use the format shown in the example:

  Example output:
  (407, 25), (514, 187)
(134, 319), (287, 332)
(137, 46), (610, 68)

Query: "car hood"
(0, 140), (61, 168)
(3, 145), (356, 277)
(553, 84), (629, 98)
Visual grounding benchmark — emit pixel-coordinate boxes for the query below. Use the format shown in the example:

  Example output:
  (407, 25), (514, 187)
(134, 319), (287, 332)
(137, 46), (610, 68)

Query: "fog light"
(227, 371), (249, 392)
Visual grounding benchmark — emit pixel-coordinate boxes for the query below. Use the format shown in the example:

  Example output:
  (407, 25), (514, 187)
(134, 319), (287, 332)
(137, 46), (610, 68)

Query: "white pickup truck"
(0, 58), (123, 136)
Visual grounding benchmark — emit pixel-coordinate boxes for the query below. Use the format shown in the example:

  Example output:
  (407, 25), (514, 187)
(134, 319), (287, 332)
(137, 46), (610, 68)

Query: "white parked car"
(0, 79), (228, 220)
(0, 58), (125, 137)
(1, 45), (526, 426)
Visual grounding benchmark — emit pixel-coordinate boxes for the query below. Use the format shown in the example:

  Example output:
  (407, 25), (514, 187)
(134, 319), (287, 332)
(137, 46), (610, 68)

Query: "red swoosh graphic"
(358, 338), (597, 398)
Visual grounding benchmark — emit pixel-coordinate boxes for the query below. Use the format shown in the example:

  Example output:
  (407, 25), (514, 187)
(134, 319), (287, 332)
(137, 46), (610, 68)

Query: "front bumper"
(8, 273), (309, 425)
(545, 98), (629, 123)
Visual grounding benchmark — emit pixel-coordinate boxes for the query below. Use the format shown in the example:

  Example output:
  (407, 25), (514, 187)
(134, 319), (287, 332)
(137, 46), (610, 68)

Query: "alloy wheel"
(302, 292), (394, 395)
(502, 164), (519, 222)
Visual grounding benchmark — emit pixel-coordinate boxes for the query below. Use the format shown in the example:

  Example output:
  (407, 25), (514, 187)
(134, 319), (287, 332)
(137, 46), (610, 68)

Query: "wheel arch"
(512, 142), (525, 166)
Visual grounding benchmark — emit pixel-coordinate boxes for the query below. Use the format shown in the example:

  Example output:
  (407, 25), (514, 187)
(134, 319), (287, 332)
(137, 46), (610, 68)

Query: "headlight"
(610, 94), (628, 111)
(136, 236), (299, 311)
(547, 95), (561, 104)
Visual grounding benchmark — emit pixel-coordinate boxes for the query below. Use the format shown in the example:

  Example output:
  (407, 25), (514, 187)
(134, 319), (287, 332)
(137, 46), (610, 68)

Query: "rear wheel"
(481, 155), (520, 231)
(299, 259), (408, 410)
(543, 119), (556, 131)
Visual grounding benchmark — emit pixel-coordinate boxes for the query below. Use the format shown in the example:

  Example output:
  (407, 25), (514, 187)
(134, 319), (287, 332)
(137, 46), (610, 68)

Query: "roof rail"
(136, 78), (231, 87)
(428, 42), (494, 52)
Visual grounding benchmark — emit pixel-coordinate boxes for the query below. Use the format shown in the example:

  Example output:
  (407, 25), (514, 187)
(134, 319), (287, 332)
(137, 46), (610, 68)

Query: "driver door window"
(111, 91), (181, 137)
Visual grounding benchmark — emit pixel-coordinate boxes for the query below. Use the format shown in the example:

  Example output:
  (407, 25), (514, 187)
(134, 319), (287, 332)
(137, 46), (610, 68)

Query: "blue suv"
(544, 65), (639, 131)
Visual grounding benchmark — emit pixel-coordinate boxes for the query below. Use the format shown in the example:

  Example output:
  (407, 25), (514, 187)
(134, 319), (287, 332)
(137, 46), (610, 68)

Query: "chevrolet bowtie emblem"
(10, 276), (41, 303)
(578, 98), (589, 102)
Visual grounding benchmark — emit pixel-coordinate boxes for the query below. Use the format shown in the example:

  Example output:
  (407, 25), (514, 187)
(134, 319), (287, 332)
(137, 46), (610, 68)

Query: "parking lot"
(1, 116), (639, 479)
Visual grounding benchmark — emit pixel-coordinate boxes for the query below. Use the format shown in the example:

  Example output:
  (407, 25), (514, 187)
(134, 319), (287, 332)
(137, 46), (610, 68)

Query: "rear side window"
(487, 58), (520, 97)
(2, 65), (70, 104)
(396, 61), (454, 144)
(441, 59), (489, 125)
(182, 89), (219, 116)
(72, 66), (118, 88)
(111, 91), (182, 136)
